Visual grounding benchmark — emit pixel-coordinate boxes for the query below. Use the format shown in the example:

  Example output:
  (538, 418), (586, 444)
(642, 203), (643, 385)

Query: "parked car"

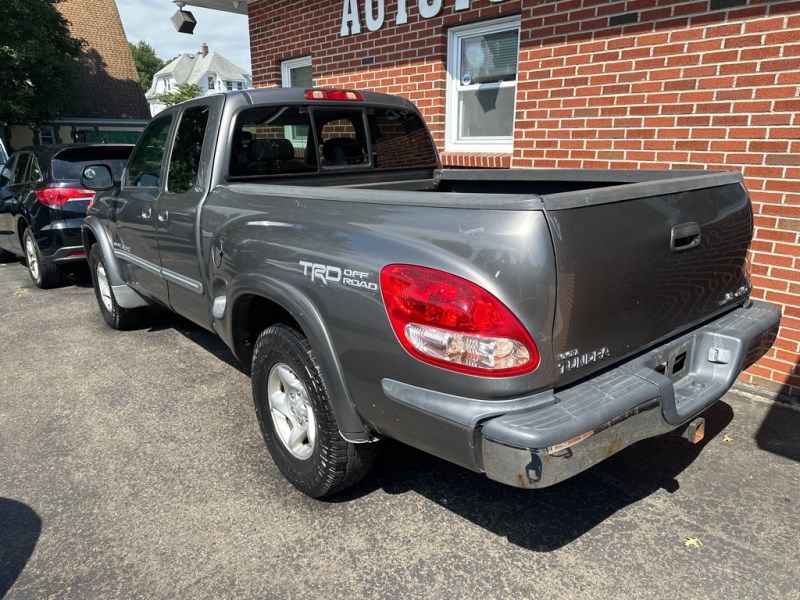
(0, 144), (133, 287)
(0, 137), (8, 171)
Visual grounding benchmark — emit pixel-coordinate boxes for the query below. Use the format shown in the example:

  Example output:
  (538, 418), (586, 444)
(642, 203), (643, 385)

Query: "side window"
(167, 106), (210, 194)
(125, 114), (174, 188)
(27, 156), (43, 183)
(0, 161), (13, 187)
(11, 154), (32, 185)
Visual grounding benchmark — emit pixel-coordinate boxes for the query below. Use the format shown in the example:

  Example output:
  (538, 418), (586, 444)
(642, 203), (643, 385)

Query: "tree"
(129, 40), (166, 91)
(0, 0), (85, 128)
(155, 83), (203, 107)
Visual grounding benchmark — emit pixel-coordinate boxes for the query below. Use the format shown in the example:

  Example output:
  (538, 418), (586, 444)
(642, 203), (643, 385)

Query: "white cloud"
(116, 0), (251, 73)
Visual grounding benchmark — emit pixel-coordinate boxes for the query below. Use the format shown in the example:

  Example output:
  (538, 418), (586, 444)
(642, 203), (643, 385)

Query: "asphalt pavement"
(1, 258), (798, 599)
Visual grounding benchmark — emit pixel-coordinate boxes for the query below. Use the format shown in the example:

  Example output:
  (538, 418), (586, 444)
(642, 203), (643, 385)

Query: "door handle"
(671, 222), (701, 252)
(157, 209), (169, 224)
(141, 207), (152, 220)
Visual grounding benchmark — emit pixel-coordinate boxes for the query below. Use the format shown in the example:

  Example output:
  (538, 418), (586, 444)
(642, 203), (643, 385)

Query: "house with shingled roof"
(6, 0), (149, 150)
(145, 43), (252, 116)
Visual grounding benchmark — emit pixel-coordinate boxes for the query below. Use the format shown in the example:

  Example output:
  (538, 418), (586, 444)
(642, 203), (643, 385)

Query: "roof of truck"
(240, 87), (419, 111)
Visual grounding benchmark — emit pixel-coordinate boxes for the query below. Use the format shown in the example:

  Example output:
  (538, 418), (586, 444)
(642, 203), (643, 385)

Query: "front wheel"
(23, 228), (61, 289)
(251, 323), (376, 497)
(89, 244), (145, 330)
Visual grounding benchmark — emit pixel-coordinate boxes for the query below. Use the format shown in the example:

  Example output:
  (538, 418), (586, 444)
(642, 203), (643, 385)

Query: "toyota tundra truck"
(79, 88), (781, 498)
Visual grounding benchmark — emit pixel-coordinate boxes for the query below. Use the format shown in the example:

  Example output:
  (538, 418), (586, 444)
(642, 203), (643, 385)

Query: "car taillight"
(380, 265), (539, 376)
(305, 89), (363, 101)
(35, 187), (95, 207)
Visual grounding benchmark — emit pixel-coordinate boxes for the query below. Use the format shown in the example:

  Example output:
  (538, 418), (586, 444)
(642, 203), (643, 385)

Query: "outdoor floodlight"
(172, 2), (197, 34)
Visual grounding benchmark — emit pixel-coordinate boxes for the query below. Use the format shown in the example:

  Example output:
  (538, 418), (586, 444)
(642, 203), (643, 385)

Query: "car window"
(27, 156), (43, 183)
(0, 160), (13, 187)
(369, 108), (439, 169)
(52, 146), (132, 181)
(167, 106), (210, 194)
(11, 153), (32, 185)
(125, 114), (174, 188)
(313, 108), (369, 168)
(229, 106), (317, 177)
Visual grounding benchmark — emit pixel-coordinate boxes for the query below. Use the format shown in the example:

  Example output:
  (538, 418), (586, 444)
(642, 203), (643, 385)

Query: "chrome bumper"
(480, 300), (781, 489)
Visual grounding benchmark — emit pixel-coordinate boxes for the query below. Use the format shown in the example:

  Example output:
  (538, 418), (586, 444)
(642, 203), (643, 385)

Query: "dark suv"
(0, 144), (132, 288)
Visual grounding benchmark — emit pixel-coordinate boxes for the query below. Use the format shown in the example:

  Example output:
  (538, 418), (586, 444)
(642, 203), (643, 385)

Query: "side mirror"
(81, 164), (114, 190)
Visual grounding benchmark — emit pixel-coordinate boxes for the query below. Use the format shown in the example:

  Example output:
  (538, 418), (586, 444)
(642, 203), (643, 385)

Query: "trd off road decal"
(299, 261), (378, 292)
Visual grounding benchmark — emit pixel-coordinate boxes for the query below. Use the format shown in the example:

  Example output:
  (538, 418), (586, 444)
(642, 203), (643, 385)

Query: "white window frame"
(281, 56), (313, 147)
(445, 15), (520, 153)
(281, 55), (313, 88)
(207, 75), (215, 91)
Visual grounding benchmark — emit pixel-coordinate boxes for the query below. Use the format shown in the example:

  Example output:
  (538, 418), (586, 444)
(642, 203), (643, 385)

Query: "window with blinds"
(446, 16), (520, 153)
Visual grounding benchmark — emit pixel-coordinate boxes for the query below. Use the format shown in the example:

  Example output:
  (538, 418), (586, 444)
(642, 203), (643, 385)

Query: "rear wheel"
(89, 244), (145, 330)
(251, 323), (376, 497)
(23, 228), (61, 289)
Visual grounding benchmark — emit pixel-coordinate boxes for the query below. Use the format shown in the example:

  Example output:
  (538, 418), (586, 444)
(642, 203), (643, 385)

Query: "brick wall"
(248, 0), (800, 397)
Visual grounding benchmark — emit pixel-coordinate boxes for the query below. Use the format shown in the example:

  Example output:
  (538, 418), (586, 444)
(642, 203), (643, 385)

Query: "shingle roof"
(153, 50), (250, 88)
(57, 0), (150, 119)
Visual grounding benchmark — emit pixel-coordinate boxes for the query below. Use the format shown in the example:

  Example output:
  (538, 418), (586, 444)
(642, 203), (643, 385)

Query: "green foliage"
(155, 83), (202, 107)
(0, 0), (85, 128)
(129, 40), (166, 91)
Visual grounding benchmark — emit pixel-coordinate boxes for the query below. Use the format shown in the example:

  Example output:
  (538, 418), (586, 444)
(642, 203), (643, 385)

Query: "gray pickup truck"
(80, 88), (781, 498)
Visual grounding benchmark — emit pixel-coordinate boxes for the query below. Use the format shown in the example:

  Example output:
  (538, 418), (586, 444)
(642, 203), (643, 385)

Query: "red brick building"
(205, 0), (799, 397)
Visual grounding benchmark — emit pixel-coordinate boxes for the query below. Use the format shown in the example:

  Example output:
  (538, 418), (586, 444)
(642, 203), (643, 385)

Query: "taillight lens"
(380, 265), (539, 376)
(35, 187), (95, 207)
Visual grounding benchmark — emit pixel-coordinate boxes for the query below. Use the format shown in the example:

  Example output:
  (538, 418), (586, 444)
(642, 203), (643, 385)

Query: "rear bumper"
(382, 300), (781, 489)
(38, 221), (85, 264)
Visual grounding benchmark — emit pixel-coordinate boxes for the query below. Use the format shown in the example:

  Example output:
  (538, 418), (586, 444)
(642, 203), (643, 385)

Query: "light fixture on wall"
(171, 1), (197, 34)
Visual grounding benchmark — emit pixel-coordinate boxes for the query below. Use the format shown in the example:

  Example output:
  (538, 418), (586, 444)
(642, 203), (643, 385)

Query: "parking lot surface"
(1, 260), (798, 599)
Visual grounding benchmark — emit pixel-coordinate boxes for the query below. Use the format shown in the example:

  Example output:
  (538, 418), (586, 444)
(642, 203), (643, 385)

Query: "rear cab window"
(229, 103), (438, 179)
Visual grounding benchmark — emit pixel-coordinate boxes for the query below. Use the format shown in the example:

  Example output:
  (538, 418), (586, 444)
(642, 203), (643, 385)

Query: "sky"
(116, 0), (252, 73)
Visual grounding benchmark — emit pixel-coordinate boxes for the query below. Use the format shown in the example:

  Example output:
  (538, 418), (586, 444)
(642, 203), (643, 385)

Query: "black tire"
(89, 244), (145, 330)
(251, 323), (376, 498)
(23, 228), (61, 289)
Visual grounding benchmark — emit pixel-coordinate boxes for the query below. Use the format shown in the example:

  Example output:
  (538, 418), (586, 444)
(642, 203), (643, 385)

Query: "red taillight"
(380, 265), (539, 376)
(304, 89), (363, 101)
(35, 187), (95, 207)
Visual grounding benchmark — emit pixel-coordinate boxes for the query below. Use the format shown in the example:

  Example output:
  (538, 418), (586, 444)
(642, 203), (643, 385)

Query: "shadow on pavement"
(125, 309), (741, 551)
(755, 404), (800, 462)
(333, 401), (734, 552)
(0, 498), (41, 598)
(144, 309), (250, 376)
(754, 359), (800, 462)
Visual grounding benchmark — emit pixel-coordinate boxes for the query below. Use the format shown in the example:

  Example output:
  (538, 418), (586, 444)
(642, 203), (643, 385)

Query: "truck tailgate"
(543, 173), (752, 386)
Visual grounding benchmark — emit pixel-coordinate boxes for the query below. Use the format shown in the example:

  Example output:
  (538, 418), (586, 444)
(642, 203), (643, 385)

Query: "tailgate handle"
(671, 222), (701, 252)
